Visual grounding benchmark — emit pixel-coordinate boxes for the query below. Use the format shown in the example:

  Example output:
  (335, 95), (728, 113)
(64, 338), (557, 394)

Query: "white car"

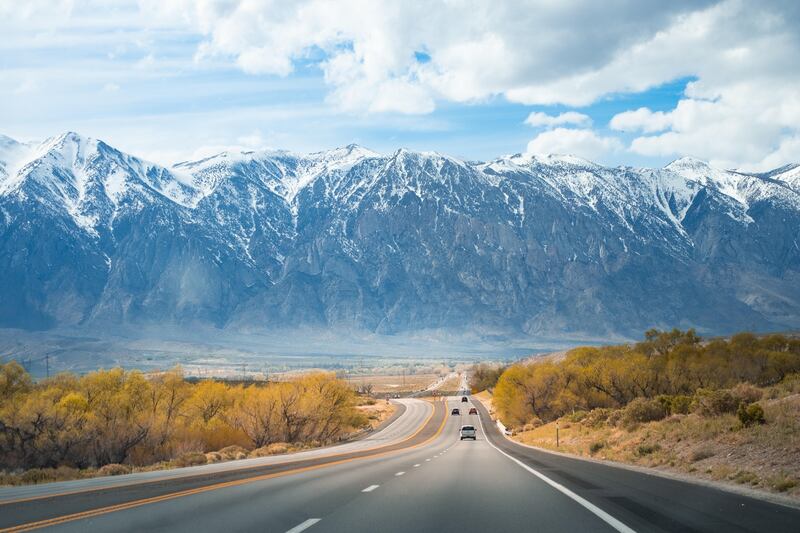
(459, 425), (477, 440)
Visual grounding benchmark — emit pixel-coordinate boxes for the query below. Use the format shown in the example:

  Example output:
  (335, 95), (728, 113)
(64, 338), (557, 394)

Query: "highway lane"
(2, 394), (624, 533)
(471, 398), (800, 533)
(3, 391), (800, 532)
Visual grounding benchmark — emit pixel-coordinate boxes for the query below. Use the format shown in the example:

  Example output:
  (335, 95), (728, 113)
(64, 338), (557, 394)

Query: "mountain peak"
(497, 152), (599, 169)
(664, 156), (710, 171)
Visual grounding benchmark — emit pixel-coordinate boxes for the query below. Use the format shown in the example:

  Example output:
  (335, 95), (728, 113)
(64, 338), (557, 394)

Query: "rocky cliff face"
(1, 132), (798, 338)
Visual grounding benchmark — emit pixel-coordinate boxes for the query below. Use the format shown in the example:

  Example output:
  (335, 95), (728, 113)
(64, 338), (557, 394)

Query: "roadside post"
(556, 420), (560, 448)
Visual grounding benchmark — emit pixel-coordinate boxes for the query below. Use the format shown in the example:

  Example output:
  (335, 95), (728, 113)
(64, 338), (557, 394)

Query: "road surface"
(1, 392), (798, 532)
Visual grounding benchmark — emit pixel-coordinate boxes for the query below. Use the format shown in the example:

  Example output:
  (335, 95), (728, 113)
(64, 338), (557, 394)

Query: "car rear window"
(461, 425), (475, 430)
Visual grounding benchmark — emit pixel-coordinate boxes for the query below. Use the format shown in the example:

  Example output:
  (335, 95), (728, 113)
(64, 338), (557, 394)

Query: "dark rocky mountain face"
(1, 133), (798, 339)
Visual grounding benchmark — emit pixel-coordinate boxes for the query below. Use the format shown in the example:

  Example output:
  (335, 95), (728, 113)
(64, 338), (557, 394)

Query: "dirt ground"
(345, 373), (440, 393)
(356, 399), (398, 430)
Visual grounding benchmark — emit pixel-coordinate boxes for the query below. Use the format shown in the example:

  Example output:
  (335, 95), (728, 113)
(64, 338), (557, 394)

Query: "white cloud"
(525, 111), (591, 128)
(526, 128), (623, 161)
(137, 0), (707, 113)
(610, 107), (671, 133)
(3, 0), (800, 167)
(138, 0), (798, 168)
(628, 81), (800, 169)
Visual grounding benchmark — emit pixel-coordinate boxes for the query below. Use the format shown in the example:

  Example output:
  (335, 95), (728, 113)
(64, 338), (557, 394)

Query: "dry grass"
(356, 399), (398, 430)
(472, 385), (800, 501)
(508, 393), (800, 500)
(474, 390), (495, 414)
(345, 373), (440, 393)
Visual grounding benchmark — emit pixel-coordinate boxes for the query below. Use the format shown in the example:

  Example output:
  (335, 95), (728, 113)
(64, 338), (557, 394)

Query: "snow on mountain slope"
(759, 164), (800, 193)
(665, 157), (749, 204)
(1, 131), (799, 338)
(173, 144), (380, 210)
(666, 157), (800, 215)
(0, 133), (208, 235)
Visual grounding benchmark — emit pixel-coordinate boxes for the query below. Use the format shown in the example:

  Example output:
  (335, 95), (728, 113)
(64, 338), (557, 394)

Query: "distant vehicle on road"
(469, 407), (477, 415)
(460, 425), (477, 440)
(461, 396), (468, 402)
(451, 408), (460, 415)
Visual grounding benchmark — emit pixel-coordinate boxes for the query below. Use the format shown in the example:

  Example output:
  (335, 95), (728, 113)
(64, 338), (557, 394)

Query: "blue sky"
(1, 1), (798, 171)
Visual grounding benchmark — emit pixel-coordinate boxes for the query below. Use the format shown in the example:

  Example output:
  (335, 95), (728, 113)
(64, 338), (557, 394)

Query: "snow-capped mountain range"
(1, 131), (799, 338)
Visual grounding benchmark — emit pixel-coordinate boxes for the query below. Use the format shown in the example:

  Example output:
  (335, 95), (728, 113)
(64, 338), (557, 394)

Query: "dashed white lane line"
(413, 464), (421, 467)
(395, 471), (405, 476)
(362, 484), (380, 492)
(285, 518), (321, 533)
(425, 458), (431, 462)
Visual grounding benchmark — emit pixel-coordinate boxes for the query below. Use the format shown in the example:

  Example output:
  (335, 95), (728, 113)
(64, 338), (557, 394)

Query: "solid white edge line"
(475, 414), (636, 533)
(362, 484), (380, 492)
(285, 518), (321, 533)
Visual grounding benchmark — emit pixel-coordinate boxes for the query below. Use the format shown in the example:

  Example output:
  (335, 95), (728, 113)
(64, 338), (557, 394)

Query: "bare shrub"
(205, 452), (222, 463)
(689, 446), (715, 462)
(566, 410), (587, 423)
(767, 473), (798, 492)
(667, 395), (693, 415)
(217, 445), (249, 460)
(583, 408), (612, 427)
(694, 389), (738, 416)
(606, 409), (624, 427)
(623, 398), (667, 428)
(736, 402), (765, 427)
(589, 441), (605, 454)
(731, 383), (763, 404)
(730, 470), (759, 485)
(98, 464), (131, 476)
(636, 443), (661, 456)
(20, 469), (54, 485)
(250, 442), (292, 457)
(521, 418), (543, 432)
(174, 452), (207, 467)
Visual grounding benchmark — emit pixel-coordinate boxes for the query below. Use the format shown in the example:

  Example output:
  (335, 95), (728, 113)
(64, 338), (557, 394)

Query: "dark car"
(461, 396), (468, 402)
(469, 407), (478, 415)
(451, 408), (460, 415)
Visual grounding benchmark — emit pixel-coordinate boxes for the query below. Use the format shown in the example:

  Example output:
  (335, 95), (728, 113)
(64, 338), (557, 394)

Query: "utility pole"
(45, 355), (49, 379)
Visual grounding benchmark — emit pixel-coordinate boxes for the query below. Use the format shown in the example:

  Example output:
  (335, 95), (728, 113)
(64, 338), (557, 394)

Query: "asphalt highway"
(1, 391), (799, 533)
